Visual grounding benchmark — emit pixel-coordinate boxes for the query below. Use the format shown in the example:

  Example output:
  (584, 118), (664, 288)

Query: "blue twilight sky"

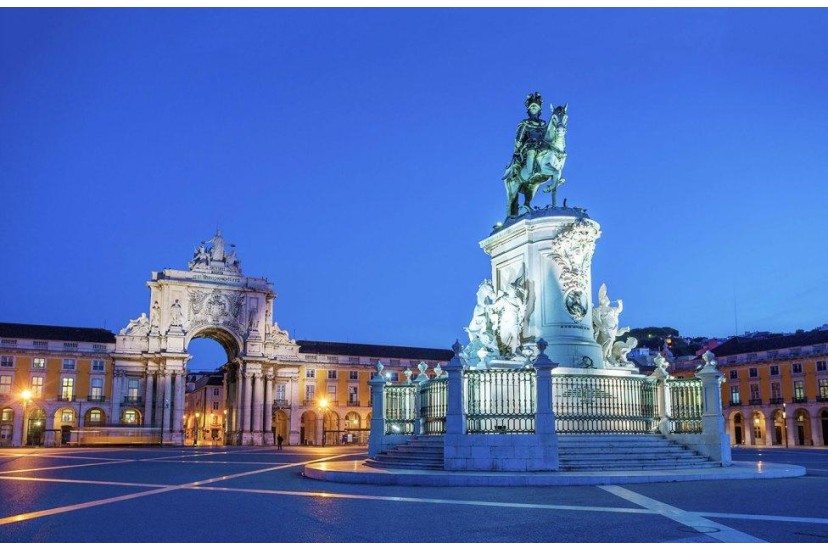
(2, 8), (827, 368)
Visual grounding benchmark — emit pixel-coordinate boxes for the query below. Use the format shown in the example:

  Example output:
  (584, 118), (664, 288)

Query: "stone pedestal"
(480, 208), (604, 370)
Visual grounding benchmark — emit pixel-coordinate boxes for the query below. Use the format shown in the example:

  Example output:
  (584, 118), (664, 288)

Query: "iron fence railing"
(384, 384), (416, 435)
(419, 377), (447, 435)
(665, 379), (703, 433)
(551, 374), (658, 434)
(465, 368), (535, 434)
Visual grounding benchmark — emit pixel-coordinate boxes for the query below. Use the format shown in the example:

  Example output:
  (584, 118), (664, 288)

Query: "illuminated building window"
(60, 377), (74, 400)
(750, 384), (760, 401)
(60, 409), (74, 423)
(31, 376), (43, 398)
(89, 410), (102, 424)
(305, 384), (315, 401)
(327, 384), (336, 398)
(127, 379), (139, 400)
(123, 409), (138, 425)
(275, 383), (286, 401)
(730, 386), (740, 405)
(819, 379), (828, 399)
(90, 378), (103, 400)
(1, 408), (12, 422)
(33, 358), (46, 370)
(793, 381), (805, 400)
(0, 375), (11, 395)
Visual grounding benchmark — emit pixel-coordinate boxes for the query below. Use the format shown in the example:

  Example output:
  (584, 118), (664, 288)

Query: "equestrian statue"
(502, 92), (568, 218)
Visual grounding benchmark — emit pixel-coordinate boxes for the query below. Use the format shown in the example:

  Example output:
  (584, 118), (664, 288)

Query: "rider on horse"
(504, 92), (553, 188)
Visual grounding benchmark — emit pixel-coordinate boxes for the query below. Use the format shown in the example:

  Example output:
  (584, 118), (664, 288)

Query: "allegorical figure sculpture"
(462, 274), (529, 364)
(464, 280), (498, 352)
(592, 283), (629, 365)
(120, 313), (150, 336)
(503, 91), (569, 218)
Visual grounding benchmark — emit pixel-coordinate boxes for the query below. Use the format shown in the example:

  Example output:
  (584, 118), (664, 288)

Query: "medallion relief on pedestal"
(549, 220), (600, 322)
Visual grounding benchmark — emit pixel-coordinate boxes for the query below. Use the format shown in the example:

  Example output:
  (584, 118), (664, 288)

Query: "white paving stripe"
(0, 459), (134, 475)
(696, 511), (828, 525)
(0, 453), (356, 526)
(600, 485), (766, 543)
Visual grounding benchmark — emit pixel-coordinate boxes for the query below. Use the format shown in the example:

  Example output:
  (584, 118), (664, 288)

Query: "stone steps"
(367, 433), (719, 472)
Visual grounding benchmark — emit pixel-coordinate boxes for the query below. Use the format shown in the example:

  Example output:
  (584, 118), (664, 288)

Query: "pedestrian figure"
(276, 433), (283, 451)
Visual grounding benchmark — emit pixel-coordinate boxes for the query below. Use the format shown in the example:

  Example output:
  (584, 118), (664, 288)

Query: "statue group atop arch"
(503, 91), (569, 218)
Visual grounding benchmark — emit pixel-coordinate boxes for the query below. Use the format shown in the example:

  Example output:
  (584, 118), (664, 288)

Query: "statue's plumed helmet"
(525, 91), (543, 109)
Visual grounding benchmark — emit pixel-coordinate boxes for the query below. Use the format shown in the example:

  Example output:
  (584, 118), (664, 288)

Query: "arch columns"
(263, 373), (274, 445)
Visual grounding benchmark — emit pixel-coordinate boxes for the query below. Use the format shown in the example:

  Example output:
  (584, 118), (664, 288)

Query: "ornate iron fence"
(551, 374), (658, 433)
(419, 377), (447, 435)
(384, 384), (416, 435)
(666, 378), (703, 433)
(465, 368), (535, 434)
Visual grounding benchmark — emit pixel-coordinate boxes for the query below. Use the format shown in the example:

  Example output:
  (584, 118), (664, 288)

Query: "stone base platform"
(302, 460), (805, 487)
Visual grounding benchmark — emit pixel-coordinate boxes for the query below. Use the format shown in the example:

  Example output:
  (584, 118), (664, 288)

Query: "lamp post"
(782, 402), (788, 448)
(318, 398), (329, 446)
(20, 389), (32, 446)
(223, 409), (228, 445)
(194, 412), (200, 446)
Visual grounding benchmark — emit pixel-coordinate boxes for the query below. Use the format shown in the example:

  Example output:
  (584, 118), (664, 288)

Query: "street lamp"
(782, 402), (788, 448)
(223, 409), (228, 445)
(20, 390), (32, 446)
(194, 412), (200, 446)
(318, 398), (329, 446)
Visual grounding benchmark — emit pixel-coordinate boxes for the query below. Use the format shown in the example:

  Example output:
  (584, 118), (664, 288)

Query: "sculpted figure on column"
(503, 91), (569, 217)
(592, 283), (629, 365)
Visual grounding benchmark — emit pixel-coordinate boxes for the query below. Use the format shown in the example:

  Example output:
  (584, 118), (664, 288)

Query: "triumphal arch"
(112, 230), (301, 445)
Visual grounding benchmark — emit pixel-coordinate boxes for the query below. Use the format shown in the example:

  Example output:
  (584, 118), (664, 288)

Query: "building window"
(388, 372), (399, 383)
(276, 383), (286, 401)
(213, 388), (220, 396)
(123, 409), (138, 425)
(349, 370), (358, 380)
(792, 363), (802, 374)
(33, 357), (46, 370)
(348, 385), (358, 405)
(91, 360), (105, 372)
(127, 379), (139, 400)
(749, 367), (758, 378)
(62, 359), (76, 371)
(305, 368), (315, 379)
(61, 377), (74, 400)
(730, 386), (740, 405)
(327, 384), (336, 399)
(770, 365), (779, 376)
(0, 375), (11, 395)
(90, 378), (103, 400)
(771, 382), (781, 400)
(819, 379), (828, 400)
(211, 414), (218, 425)
(729, 370), (738, 380)
(750, 384), (760, 401)
(212, 401), (219, 410)
(327, 369), (337, 380)
(305, 384), (315, 401)
(817, 361), (827, 372)
(89, 410), (102, 424)
(793, 381), (805, 401)
(60, 409), (74, 423)
(1, 408), (13, 422)
(31, 376), (43, 398)
(0, 356), (14, 368)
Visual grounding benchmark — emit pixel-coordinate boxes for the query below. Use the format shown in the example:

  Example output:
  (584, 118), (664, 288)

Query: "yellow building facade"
(698, 330), (828, 447)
